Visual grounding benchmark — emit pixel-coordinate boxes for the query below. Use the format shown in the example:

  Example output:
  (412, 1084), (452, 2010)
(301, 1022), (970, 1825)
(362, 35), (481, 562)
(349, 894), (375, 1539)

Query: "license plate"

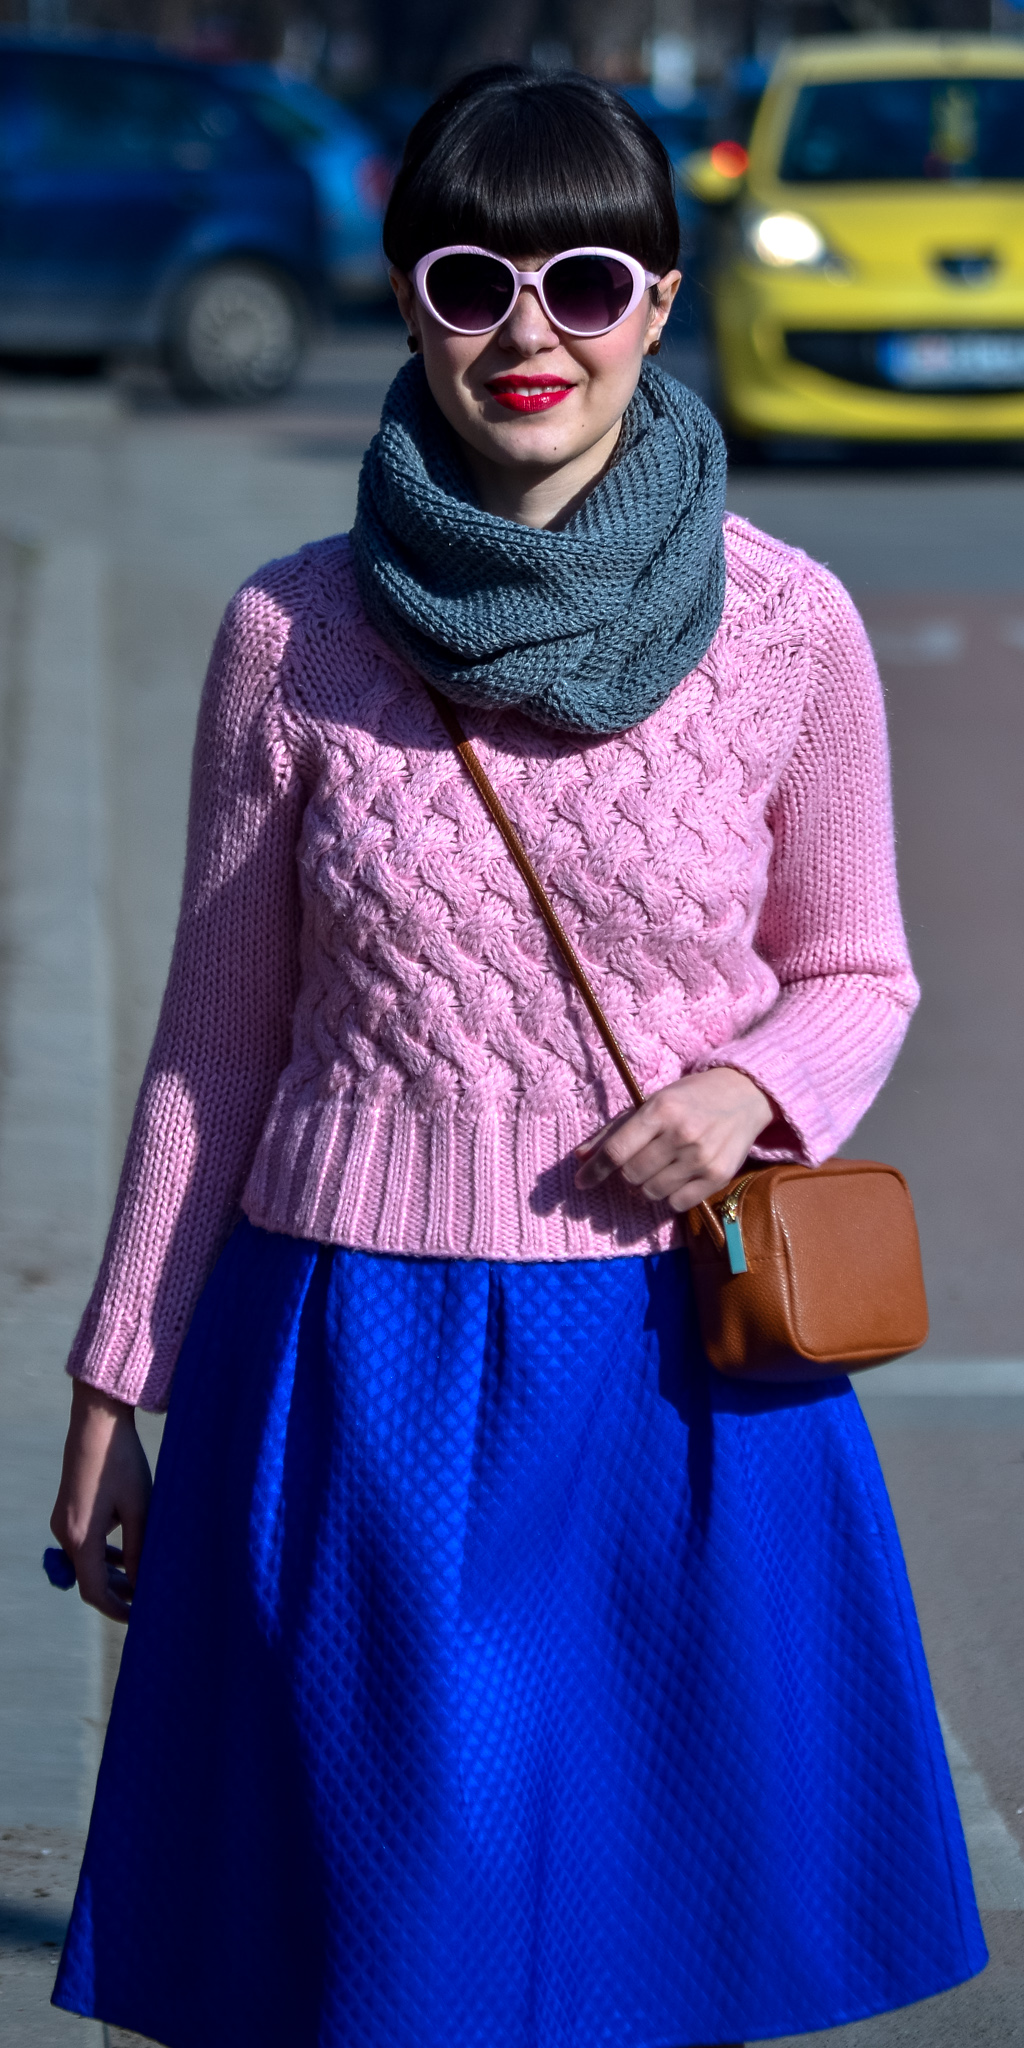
(878, 331), (1024, 390)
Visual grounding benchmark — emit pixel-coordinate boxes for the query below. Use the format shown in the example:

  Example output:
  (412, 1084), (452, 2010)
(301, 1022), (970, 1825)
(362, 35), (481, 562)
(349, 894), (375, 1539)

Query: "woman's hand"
(50, 1380), (153, 1624)
(574, 1067), (774, 1213)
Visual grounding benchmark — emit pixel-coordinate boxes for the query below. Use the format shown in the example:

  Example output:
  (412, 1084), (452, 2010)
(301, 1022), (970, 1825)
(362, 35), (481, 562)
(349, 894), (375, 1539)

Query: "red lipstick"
(487, 374), (574, 413)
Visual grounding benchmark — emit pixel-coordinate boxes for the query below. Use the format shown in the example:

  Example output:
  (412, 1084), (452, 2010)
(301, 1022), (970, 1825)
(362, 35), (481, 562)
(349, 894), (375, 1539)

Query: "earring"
(407, 333), (420, 354)
(648, 337), (662, 356)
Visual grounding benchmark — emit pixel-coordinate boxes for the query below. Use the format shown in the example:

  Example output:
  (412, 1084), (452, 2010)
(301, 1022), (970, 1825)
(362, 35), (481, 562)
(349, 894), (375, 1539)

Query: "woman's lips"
(486, 377), (574, 413)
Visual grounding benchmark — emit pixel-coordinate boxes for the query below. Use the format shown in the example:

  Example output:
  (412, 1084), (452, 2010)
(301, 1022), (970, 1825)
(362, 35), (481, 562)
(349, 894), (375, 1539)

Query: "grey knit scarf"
(350, 355), (727, 736)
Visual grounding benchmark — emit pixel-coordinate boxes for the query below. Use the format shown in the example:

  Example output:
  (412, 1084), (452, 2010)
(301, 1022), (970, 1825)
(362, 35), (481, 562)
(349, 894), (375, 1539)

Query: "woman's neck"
(459, 416), (624, 530)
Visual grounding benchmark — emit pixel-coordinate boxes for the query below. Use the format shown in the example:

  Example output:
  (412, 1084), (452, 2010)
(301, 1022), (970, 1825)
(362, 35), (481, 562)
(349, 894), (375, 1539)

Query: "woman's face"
(391, 254), (681, 516)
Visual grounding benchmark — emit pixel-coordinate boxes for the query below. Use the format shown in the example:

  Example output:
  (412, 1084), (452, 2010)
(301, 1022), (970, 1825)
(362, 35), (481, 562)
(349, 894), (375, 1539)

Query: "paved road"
(0, 331), (1021, 2045)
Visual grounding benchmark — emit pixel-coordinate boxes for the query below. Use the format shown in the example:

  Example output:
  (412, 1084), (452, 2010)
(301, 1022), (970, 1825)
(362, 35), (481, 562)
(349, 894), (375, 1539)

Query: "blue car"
(220, 66), (391, 304)
(0, 37), (326, 398)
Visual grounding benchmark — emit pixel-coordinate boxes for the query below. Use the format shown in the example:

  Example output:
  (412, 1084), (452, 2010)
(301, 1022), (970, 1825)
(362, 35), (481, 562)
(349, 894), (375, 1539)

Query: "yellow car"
(688, 34), (1024, 444)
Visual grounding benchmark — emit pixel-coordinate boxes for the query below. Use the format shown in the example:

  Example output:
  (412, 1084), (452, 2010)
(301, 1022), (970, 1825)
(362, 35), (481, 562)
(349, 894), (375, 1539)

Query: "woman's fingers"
(648, 1164), (720, 1210)
(576, 1111), (708, 1193)
(615, 1132), (683, 1190)
(574, 1070), (774, 1202)
(620, 1149), (724, 1209)
(67, 1526), (134, 1623)
(62, 1537), (135, 1623)
(104, 1566), (137, 1604)
(574, 1102), (662, 1187)
(574, 1105), (635, 1169)
(56, 1532), (141, 1626)
(50, 1380), (153, 1624)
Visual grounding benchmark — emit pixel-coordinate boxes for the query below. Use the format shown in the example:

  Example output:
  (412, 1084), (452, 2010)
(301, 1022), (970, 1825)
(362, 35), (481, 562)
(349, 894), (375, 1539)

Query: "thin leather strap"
(424, 681), (646, 1111)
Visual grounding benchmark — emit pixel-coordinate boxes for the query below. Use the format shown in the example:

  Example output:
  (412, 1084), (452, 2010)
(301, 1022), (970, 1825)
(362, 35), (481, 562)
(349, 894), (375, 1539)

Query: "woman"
(51, 66), (985, 2048)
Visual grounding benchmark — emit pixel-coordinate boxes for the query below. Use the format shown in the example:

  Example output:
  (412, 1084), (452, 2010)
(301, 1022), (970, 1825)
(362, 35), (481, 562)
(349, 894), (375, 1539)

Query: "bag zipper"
(718, 1175), (753, 1275)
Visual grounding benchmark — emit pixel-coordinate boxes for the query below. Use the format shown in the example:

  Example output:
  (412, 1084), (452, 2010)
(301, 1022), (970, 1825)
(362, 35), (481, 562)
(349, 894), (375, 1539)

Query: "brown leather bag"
(428, 683), (929, 1384)
(684, 1159), (928, 1381)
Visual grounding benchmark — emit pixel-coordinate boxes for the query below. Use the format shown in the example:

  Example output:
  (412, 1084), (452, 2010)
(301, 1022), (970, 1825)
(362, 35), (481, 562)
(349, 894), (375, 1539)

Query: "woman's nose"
(496, 284), (559, 354)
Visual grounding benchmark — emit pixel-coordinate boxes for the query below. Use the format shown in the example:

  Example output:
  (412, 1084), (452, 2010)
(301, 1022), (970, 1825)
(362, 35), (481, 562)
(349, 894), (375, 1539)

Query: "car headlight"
(744, 211), (831, 269)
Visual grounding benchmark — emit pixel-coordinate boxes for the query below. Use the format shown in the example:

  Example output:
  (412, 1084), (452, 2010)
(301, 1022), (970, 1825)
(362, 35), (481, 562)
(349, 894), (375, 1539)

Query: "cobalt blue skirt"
(55, 1220), (985, 2048)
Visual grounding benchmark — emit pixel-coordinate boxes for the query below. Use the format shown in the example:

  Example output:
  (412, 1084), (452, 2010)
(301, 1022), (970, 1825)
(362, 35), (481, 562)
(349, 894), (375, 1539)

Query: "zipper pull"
(719, 1184), (749, 1275)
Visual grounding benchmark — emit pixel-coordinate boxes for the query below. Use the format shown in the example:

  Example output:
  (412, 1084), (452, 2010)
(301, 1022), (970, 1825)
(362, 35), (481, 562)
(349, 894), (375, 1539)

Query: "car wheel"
(166, 263), (307, 402)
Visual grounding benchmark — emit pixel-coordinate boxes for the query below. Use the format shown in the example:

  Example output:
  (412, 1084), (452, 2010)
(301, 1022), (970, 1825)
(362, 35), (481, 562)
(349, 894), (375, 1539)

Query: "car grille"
(785, 329), (1024, 394)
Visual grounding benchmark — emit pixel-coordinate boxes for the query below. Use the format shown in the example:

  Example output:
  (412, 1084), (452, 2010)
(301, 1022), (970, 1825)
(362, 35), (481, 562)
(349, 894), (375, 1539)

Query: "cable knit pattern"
(67, 515), (918, 1410)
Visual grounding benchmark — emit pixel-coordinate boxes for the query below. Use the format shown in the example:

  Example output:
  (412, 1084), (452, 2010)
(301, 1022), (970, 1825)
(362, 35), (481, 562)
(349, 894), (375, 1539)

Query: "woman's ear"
(390, 267), (421, 355)
(645, 270), (682, 355)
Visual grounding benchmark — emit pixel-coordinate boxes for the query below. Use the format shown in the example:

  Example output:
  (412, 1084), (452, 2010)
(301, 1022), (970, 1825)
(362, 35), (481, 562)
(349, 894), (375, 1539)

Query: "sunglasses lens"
(543, 254), (636, 333)
(424, 252), (515, 331)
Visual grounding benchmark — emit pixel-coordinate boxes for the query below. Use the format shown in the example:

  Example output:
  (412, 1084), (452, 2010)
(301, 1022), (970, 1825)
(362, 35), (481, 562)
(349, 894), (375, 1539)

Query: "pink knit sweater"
(69, 514), (917, 1410)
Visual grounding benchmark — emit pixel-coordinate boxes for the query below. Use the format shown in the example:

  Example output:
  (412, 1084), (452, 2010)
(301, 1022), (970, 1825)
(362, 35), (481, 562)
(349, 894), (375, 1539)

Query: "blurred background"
(0, 0), (1022, 400)
(2, 0), (1021, 89)
(1, 4), (1024, 2045)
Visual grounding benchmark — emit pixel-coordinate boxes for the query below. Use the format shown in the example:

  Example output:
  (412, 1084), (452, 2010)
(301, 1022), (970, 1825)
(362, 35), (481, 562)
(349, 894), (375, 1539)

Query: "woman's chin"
(466, 407), (596, 471)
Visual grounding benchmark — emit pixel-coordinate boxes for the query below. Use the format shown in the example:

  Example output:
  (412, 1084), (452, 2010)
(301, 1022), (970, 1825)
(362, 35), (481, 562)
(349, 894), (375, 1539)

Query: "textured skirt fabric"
(54, 1221), (986, 2048)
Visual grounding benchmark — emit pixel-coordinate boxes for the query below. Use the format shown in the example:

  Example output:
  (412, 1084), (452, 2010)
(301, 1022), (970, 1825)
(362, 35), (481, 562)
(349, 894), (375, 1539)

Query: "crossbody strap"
(423, 680), (645, 1111)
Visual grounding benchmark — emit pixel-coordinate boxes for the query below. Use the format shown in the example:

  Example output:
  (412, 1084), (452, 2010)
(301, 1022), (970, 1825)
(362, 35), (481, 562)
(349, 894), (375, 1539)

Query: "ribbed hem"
(241, 1094), (679, 1264)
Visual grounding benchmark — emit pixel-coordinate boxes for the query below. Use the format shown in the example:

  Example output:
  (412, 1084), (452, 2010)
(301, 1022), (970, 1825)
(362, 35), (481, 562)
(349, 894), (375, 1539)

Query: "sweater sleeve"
(67, 579), (306, 1410)
(695, 564), (919, 1163)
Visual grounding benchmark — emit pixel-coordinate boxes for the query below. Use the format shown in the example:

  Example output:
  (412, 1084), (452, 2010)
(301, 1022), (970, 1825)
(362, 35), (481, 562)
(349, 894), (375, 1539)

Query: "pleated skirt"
(54, 1219), (986, 2048)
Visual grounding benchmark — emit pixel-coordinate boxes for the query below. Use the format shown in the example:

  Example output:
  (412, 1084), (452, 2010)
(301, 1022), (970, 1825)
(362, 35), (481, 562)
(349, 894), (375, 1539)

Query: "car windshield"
(780, 77), (1024, 181)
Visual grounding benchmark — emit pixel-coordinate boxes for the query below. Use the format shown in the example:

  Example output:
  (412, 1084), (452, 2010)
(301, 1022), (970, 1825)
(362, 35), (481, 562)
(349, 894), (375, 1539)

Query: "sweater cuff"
(694, 1044), (821, 1165)
(67, 1297), (177, 1412)
(692, 981), (914, 1168)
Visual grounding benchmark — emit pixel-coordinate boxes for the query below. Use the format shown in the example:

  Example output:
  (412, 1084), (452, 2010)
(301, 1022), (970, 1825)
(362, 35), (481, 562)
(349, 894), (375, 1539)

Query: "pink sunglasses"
(411, 244), (660, 339)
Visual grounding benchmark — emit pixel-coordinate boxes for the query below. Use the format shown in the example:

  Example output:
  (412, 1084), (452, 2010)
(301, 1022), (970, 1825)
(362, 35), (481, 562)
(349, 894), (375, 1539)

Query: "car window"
(780, 77), (1024, 182)
(5, 55), (276, 173)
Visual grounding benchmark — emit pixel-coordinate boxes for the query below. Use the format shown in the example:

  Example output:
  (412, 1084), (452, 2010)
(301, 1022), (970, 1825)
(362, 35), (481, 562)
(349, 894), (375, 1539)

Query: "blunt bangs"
(383, 68), (679, 281)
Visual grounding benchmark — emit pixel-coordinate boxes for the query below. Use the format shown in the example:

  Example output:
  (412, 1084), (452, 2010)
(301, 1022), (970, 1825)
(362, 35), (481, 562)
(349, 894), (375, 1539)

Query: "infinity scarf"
(350, 355), (727, 736)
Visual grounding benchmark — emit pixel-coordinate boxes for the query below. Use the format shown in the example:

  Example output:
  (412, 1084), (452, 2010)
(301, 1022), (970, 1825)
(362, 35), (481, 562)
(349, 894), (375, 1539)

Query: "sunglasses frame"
(411, 244), (661, 339)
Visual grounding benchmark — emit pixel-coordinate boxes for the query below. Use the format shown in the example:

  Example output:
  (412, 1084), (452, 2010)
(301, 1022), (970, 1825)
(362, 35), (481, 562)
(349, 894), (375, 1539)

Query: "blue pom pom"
(42, 1547), (77, 1590)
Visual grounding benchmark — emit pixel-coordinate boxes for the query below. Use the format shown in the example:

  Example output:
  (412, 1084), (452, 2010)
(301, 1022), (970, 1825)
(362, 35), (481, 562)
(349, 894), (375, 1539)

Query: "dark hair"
(383, 67), (679, 280)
